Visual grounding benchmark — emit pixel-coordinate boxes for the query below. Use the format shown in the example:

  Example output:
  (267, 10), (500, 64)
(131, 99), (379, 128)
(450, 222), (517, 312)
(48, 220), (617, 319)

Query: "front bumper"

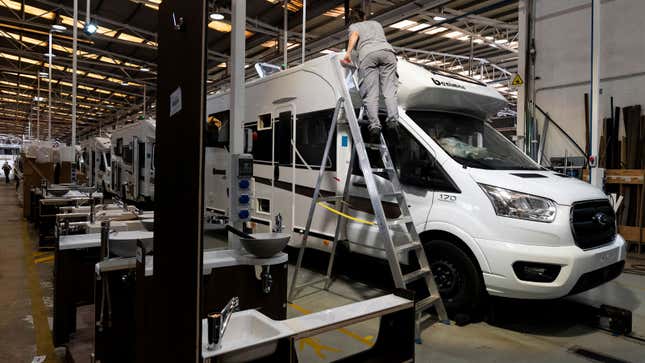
(477, 234), (627, 299)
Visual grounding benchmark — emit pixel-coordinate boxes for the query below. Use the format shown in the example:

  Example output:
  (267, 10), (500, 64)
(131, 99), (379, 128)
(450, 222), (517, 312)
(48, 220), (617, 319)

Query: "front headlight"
(479, 184), (557, 223)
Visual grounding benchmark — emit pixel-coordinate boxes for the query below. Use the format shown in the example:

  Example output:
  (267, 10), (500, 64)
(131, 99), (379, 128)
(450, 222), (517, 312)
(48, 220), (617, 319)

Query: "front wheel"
(423, 239), (486, 314)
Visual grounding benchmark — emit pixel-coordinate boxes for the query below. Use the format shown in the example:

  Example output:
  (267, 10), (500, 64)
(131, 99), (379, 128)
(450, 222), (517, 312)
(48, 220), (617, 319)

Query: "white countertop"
(93, 249), (288, 277)
(59, 233), (101, 250)
(201, 294), (413, 360)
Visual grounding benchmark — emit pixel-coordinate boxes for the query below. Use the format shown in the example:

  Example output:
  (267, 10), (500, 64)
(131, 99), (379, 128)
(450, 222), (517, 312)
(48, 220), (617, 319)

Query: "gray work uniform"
(348, 20), (399, 132)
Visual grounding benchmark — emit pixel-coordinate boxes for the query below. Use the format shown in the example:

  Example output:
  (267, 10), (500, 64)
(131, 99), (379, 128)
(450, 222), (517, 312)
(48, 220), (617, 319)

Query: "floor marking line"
(22, 222), (56, 362)
(289, 303), (375, 347)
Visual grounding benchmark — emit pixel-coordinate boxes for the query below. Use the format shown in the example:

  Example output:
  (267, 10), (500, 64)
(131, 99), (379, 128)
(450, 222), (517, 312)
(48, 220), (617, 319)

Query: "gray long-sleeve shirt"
(348, 20), (394, 64)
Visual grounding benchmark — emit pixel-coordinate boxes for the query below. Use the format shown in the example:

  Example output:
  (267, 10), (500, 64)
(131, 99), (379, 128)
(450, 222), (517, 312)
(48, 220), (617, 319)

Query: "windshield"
(407, 111), (540, 170)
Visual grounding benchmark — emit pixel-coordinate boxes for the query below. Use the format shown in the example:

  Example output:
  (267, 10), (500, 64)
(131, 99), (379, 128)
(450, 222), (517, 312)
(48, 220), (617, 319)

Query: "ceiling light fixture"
(140, 66), (150, 72)
(209, 12), (224, 21)
(433, 15), (446, 21)
(38, 71), (48, 77)
(51, 23), (67, 32)
(84, 21), (98, 35)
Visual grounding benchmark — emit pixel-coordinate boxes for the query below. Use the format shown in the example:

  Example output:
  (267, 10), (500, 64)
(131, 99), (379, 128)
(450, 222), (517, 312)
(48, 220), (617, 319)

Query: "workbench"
(93, 249), (289, 363)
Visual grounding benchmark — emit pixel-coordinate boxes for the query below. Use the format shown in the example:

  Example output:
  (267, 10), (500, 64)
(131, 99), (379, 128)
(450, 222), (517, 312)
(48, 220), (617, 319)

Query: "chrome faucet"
(208, 296), (240, 350)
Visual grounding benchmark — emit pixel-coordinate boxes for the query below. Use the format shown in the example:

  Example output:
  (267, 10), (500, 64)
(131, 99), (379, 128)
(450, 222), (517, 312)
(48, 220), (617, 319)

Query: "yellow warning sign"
(512, 74), (524, 86)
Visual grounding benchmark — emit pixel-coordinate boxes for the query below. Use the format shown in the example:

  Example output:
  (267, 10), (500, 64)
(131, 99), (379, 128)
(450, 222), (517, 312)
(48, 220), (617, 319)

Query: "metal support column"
(37, 74), (40, 139)
(283, 0), (288, 68)
(48, 31), (52, 140)
(228, 0), (246, 250)
(590, 0), (602, 186)
(72, 0), (78, 146)
(516, 0), (529, 151)
(151, 0), (207, 361)
(301, 0), (306, 64)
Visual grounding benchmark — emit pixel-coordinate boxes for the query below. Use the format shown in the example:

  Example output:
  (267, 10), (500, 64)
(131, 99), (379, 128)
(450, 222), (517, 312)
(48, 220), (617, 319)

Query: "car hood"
(467, 169), (607, 206)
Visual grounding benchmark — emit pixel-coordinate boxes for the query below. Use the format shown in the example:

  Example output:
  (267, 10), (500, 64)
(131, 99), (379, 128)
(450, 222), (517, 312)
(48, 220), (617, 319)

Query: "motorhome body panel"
(110, 119), (156, 202)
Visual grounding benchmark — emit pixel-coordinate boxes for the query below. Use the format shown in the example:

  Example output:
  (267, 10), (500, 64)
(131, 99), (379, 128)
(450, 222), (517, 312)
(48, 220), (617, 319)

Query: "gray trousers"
(358, 49), (399, 132)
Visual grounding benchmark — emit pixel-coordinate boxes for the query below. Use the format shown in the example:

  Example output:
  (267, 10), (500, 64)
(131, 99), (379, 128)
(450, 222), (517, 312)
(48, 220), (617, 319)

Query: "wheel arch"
(419, 228), (489, 274)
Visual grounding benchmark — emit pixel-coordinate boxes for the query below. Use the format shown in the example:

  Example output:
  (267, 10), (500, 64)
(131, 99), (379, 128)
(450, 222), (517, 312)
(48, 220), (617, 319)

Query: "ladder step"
(364, 143), (383, 150)
(396, 242), (423, 254)
(382, 191), (403, 198)
(318, 195), (344, 202)
(389, 216), (414, 226)
(416, 295), (441, 311)
(293, 277), (329, 291)
(403, 268), (430, 284)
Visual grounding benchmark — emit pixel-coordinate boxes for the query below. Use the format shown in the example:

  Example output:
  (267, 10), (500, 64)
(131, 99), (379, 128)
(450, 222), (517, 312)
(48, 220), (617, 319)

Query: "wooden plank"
(618, 225), (642, 242)
(604, 169), (645, 185)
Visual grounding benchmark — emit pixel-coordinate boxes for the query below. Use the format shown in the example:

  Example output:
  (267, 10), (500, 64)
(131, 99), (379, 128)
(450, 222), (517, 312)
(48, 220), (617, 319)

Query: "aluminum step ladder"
(288, 61), (449, 338)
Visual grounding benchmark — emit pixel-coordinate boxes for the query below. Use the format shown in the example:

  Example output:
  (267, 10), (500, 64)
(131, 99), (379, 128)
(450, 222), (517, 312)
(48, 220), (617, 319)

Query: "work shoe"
(368, 126), (382, 144)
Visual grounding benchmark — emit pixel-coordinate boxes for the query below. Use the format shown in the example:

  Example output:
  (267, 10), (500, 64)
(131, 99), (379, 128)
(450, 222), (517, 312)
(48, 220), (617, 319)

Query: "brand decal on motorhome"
(432, 78), (466, 90)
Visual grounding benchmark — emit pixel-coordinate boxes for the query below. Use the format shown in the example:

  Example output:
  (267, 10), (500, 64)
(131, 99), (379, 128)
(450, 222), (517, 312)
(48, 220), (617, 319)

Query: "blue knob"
(239, 195), (250, 204)
(239, 179), (250, 189)
(238, 210), (249, 219)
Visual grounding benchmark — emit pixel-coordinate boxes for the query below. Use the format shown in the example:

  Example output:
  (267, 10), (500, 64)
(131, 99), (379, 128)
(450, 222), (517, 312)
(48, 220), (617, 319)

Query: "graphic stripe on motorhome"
(253, 177), (402, 219)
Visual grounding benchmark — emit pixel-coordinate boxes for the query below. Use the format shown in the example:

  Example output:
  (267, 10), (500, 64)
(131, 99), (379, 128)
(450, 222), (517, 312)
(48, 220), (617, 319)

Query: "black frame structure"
(152, 0), (207, 361)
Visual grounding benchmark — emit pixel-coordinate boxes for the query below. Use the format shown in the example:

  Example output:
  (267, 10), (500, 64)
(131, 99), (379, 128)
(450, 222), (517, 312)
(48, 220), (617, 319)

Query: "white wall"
(534, 0), (645, 148)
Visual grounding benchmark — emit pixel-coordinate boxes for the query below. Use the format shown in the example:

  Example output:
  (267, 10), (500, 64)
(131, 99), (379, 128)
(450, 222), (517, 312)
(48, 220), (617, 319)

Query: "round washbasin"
(141, 219), (154, 231)
(48, 188), (69, 197)
(109, 231), (154, 257)
(240, 232), (290, 258)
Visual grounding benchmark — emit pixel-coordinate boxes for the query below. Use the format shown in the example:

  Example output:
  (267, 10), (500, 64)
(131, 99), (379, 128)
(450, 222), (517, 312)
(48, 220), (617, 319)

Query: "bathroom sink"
(108, 231), (154, 257)
(202, 310), (289, 363)
(240, 232), (290, 258)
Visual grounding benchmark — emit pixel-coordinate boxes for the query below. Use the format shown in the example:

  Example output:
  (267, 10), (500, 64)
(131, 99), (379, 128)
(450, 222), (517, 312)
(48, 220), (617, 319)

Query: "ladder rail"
(288, 98), (343, 302)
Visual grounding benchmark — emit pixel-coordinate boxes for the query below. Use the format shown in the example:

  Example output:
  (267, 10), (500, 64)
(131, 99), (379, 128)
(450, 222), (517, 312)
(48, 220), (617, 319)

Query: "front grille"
(568, 261), (624, 295)
(570, 200), (616, 249)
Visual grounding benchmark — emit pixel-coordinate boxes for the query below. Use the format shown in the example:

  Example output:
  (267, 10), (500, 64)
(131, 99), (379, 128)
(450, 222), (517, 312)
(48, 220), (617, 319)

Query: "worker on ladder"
(343, 7), (400, 141)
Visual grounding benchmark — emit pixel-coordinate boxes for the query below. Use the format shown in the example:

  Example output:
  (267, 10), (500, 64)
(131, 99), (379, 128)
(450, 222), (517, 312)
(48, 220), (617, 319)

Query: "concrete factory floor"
(1, 181), (645, 362)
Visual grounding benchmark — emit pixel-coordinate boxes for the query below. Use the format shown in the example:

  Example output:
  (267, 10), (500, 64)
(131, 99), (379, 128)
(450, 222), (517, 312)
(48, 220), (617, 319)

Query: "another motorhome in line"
(205, 53), (626, 312)
(110, 118), (155, 204)
(80, 136), (112, 193)
(0, 134), (21, 179)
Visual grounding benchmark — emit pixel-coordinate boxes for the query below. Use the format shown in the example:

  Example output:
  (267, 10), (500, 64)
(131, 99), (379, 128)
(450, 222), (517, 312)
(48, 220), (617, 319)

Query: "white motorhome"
(110, 119), (155, 203)
(205, 54), (626, 312)
(0, 134), (21, 178)
(80, 136), (112, 192)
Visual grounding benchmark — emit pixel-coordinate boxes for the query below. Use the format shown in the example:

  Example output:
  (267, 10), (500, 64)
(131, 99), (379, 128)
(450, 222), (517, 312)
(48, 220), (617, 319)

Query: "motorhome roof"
(209, 53), (507, 119)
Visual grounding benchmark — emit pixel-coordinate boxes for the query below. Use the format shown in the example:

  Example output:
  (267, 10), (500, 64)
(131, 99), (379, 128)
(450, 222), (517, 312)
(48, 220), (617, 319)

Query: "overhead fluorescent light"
(43, 52), (56, 58)
(140, 66), (150, 72)
(33, 96), (45, 102)
(209, 12), (224, 21)
(409, 23), (431, 32)
(38, 71), (48, 77)
(424, 26), (447, 35)
(433, 15), (446, 21)
(494, 38), (509, 44)
(51, 24), (67, 32)
(389, 20), (417, 29)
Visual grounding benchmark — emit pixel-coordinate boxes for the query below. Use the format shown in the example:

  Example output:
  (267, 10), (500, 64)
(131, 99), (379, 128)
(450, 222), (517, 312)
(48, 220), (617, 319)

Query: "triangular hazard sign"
(512, 74), (524, 86)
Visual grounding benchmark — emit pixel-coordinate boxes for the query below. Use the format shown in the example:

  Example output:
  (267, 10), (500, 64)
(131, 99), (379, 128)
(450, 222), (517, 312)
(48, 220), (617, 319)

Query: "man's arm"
(343, 31), (359, 62)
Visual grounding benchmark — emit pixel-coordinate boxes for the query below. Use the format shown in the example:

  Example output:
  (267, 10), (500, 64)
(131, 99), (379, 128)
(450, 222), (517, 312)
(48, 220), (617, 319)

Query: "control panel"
(230, 154), (253, 223)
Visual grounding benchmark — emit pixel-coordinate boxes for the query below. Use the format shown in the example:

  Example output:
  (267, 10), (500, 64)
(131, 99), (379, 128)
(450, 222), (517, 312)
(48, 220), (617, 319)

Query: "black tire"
(423, 239), (486, 314)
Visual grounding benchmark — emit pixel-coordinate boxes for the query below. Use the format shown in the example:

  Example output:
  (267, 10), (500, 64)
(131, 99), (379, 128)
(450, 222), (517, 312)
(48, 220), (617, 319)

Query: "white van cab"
(205, 53), (626, 312)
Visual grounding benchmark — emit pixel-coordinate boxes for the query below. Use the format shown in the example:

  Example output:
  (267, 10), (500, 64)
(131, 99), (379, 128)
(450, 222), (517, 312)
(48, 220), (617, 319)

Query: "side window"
(274, 111), (292, 165)
(99, 153), (106, 172)
(249, 124), (272, 163)
(206, 111), (229, 148)
(388, 128), (458, 192)
(295, 110), (335, 169)
(114, 138), (123, 156)
(123, 143), (133, 165)
(352, 126), (458, 192)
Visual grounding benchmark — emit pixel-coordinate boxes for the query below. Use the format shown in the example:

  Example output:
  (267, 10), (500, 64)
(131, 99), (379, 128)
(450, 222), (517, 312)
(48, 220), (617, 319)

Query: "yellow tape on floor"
(289, 303), (375, 347)
(22, 223), (56, 362)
